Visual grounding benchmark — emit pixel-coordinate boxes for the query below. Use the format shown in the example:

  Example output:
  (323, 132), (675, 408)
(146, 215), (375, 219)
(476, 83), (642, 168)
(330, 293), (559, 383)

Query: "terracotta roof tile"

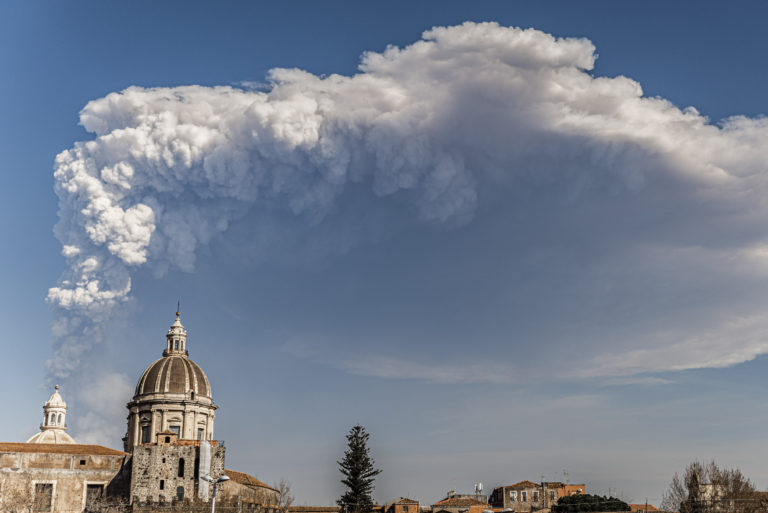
(433, 497), (490, 507)
(288, 507), (340, 512)
(505, 480), (540, 489)
(225, 468), (278, 492)
(628, 505), (660, 512)
(0, 442), (127, 456)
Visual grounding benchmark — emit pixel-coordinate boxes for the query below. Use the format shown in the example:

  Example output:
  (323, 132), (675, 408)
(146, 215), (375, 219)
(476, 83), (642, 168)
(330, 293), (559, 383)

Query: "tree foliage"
(552, 494), (629, 512)
(337, 425), (382, 513)
(661, 460), (762, 513)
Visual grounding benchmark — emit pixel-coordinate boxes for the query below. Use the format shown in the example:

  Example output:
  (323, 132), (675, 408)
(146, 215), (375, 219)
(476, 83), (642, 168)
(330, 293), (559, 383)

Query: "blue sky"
(3, 0), (768, 506)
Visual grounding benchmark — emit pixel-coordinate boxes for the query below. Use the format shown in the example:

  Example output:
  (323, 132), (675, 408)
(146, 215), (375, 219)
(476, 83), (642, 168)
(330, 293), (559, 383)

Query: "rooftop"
(0, 442), (127, 456)
(225, 468), (278, 492)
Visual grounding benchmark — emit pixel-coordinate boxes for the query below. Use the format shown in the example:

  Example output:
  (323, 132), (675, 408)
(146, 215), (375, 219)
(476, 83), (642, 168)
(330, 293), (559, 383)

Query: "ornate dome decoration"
(124, 311), (218, 452)
(27, 385), (76, 444)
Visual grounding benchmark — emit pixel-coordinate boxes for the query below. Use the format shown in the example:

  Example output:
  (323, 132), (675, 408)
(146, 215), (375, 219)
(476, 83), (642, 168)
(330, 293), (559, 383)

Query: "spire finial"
(55, 384), (59, 391)
(176, 300), (180, 317)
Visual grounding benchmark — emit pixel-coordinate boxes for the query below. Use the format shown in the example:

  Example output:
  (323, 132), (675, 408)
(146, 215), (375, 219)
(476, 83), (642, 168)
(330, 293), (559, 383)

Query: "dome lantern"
(27, 385), (76, 444)
(164, 310), (188, 356)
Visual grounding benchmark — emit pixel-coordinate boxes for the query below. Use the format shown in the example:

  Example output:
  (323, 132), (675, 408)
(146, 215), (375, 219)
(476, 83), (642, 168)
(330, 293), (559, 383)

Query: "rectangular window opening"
(34, 483), (53, 512)
(159, 479), (165, 491)
(86, 484), (104, 507)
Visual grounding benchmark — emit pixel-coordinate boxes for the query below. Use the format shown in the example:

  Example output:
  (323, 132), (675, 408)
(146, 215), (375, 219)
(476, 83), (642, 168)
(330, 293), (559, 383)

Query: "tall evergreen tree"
(337, 425), (382, 513)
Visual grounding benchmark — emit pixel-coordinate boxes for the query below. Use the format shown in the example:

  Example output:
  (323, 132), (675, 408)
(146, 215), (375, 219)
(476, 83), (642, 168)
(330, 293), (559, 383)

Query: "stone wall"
(0, 450), (126, 513)
(128, 443), (225, 504)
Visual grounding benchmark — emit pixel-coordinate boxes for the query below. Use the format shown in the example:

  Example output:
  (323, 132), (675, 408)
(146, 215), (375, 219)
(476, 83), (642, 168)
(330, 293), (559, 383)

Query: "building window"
(403, 507), (409, 512)
(49, 413), (55, 425)
(169, 425), (180, 436)
(57, 414), (62, 425)
(190, 391), (195, 400)
(176, 486), (185, 502)
(79, 459), (86, 466)
(510, 491), (517, 501)
(550, 491), (556, 501)
(174, 340), (179, 350)
(34, 483), (53, 511)
(141, 425), (150, 444)
(86, 484), (104, 508)
(197, 428), (204, 440)
(178, 458), (185, 478)
(522, 492), (527, 502)
(159, 480), (165, 491)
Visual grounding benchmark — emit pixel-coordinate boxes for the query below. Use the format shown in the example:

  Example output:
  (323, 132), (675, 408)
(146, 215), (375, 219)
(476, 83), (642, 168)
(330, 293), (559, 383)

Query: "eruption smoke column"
(46, 22), (768, 442)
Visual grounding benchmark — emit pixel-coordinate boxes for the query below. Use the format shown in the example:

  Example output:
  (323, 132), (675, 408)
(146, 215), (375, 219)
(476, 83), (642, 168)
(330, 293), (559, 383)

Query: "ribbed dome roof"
(135, 355), (212, 398)
(27, 429), (76, 444)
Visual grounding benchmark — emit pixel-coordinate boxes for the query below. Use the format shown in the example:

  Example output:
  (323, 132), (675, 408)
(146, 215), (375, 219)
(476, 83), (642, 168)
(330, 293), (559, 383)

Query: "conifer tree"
(337, 425), (382, 513)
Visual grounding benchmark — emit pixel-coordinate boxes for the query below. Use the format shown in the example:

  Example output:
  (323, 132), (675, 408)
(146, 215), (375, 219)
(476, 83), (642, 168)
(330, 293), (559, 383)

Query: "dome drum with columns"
(124, 311), (217, 452)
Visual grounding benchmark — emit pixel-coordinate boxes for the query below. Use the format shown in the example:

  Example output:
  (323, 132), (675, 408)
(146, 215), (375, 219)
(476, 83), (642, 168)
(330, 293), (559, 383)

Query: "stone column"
(150, 408), (157, 443)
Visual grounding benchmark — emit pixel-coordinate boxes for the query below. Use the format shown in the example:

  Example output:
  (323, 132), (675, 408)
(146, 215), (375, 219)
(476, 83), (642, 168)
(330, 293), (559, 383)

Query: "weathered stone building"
(0, 312), (279, 512)
(488, 480), (586, 511)
(0, 442), (128, 512)
(384, 497), (420, 513)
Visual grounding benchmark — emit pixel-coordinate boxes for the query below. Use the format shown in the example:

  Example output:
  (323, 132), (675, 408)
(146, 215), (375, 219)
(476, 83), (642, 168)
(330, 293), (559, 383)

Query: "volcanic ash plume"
(46, 22), (768, 441)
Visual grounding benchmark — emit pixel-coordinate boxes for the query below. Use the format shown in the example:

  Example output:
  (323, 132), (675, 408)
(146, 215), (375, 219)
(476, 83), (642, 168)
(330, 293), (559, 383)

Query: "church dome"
(124, 311), (218, 451)
(27, 429), (76, 444)
(135, 355), (212, 398)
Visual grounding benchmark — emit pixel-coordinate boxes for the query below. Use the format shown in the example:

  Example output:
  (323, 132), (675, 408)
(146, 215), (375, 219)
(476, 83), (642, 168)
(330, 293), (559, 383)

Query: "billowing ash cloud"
(48, 20), (768, 415)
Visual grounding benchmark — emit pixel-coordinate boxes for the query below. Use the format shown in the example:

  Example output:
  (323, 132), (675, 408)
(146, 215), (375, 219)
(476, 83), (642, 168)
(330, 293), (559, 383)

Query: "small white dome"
(27, 429), (76, 444)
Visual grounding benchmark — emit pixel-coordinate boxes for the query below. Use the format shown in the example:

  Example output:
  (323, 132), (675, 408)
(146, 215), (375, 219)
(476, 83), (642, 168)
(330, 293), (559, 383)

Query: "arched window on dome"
(174, 340), (179, 350)
(49, 413), (55, 425)
(57, 414), (62, 425)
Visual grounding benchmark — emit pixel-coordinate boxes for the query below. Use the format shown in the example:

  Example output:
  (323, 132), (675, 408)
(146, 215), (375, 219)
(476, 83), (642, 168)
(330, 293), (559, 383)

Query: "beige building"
(0, 311), (279, 512)
(488, 480), (586, 511)
(432, 491), (490, 513)
(0, 442), (128, 512)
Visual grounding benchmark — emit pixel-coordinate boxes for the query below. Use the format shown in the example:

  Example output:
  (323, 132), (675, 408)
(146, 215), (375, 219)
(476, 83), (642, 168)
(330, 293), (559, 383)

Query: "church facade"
(0, 313), (278, 512)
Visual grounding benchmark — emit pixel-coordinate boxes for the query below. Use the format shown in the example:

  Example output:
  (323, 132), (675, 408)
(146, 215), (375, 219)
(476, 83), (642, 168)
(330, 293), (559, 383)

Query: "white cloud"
(47, 21), (768, 405)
